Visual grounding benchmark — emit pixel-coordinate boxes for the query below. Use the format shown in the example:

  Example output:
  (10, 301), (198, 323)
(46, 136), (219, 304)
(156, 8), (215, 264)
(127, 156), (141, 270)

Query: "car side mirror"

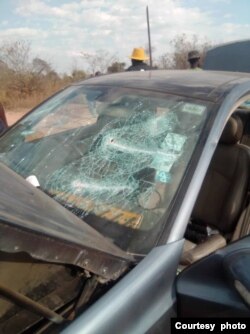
(223, 250), (250, 309)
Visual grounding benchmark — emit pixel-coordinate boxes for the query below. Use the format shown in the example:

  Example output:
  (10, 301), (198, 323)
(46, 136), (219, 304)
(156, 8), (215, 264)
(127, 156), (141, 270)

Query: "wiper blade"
(0, 283), (64, 324)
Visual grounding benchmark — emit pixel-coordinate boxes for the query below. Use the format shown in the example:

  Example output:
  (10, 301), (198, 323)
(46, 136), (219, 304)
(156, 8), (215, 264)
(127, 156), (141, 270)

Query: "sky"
(0, 0), (250, 74)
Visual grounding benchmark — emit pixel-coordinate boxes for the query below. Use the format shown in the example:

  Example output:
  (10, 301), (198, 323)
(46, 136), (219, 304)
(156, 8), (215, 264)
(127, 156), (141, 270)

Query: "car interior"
(181, 107), (250, 267)
(176, 105), (250, 318)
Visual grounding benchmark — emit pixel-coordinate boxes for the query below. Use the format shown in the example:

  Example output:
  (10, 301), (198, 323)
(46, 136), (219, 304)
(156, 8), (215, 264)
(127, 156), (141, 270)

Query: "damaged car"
(0, 70), (250, 333)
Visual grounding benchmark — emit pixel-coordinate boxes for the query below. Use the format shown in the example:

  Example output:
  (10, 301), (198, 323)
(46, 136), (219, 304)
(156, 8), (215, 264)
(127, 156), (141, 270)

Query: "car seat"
(181, 116), (250, 265)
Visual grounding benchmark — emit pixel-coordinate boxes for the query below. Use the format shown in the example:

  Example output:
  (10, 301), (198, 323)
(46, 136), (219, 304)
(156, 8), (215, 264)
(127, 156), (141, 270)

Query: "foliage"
(32, 57), (52, 75)
(157, 34), (212, 69)
(71, 69), (87, 81)
(0, 40), (31, 73)
(81, 49), (117, 75)
(107, 62), (126, 73)
(0, 40), (71, 108)
(0, 35), (213, 110)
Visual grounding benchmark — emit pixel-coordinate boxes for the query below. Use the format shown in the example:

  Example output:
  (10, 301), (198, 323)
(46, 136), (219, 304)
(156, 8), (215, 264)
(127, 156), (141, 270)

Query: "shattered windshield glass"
(0, 84), (210, 254)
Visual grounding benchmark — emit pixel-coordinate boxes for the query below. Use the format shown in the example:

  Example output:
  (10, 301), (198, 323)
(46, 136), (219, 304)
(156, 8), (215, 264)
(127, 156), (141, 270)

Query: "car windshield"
(0, 84), (211, 254)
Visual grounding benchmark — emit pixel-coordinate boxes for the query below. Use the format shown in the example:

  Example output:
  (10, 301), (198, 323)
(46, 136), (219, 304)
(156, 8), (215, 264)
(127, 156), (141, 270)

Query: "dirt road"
(6, 108), (30, 126)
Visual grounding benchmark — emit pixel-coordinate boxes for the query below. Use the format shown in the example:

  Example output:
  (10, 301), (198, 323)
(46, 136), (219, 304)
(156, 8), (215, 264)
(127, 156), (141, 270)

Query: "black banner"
(171, 318), (250, 333)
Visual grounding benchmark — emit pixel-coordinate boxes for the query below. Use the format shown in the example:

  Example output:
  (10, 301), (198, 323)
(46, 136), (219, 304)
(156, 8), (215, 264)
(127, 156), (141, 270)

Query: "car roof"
(77, 70), (250, 103)
(204, 40), (250, 73)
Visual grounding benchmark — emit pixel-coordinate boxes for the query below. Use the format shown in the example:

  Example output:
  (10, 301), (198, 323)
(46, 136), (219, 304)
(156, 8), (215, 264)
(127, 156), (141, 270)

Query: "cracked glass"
(0, 84), (210, 254)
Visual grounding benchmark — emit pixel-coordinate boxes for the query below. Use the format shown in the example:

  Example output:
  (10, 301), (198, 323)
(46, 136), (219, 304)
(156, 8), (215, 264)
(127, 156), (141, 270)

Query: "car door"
(62, 240), (184, 334)
(176, 235), (250, 318)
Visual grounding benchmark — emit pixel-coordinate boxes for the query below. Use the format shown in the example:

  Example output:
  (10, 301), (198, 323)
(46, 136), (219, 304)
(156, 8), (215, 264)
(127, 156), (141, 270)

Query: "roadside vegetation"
(0, 35), (211, 111)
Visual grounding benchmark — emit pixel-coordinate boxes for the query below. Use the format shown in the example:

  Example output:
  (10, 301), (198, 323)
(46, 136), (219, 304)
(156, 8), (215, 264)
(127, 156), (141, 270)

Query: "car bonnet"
(0, 163), (134, 281)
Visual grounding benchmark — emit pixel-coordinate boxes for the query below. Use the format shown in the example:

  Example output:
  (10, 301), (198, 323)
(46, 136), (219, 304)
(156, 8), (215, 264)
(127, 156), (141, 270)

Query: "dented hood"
(0, 163), (134, 280)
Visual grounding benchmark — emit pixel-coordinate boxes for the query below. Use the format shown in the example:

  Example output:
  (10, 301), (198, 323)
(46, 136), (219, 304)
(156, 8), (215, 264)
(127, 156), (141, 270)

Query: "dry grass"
(7, 94), (47, 109)
(3, 82), (67, 125)
(1, 79), (68, 110)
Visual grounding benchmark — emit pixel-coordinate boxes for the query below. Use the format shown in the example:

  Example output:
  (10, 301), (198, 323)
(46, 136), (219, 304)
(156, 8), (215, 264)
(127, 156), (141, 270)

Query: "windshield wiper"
(0, 283), (64, 324)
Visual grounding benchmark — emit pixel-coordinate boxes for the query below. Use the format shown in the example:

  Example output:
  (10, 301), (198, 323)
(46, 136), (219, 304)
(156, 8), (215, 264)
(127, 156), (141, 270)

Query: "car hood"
(0, 163), (134, 280)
